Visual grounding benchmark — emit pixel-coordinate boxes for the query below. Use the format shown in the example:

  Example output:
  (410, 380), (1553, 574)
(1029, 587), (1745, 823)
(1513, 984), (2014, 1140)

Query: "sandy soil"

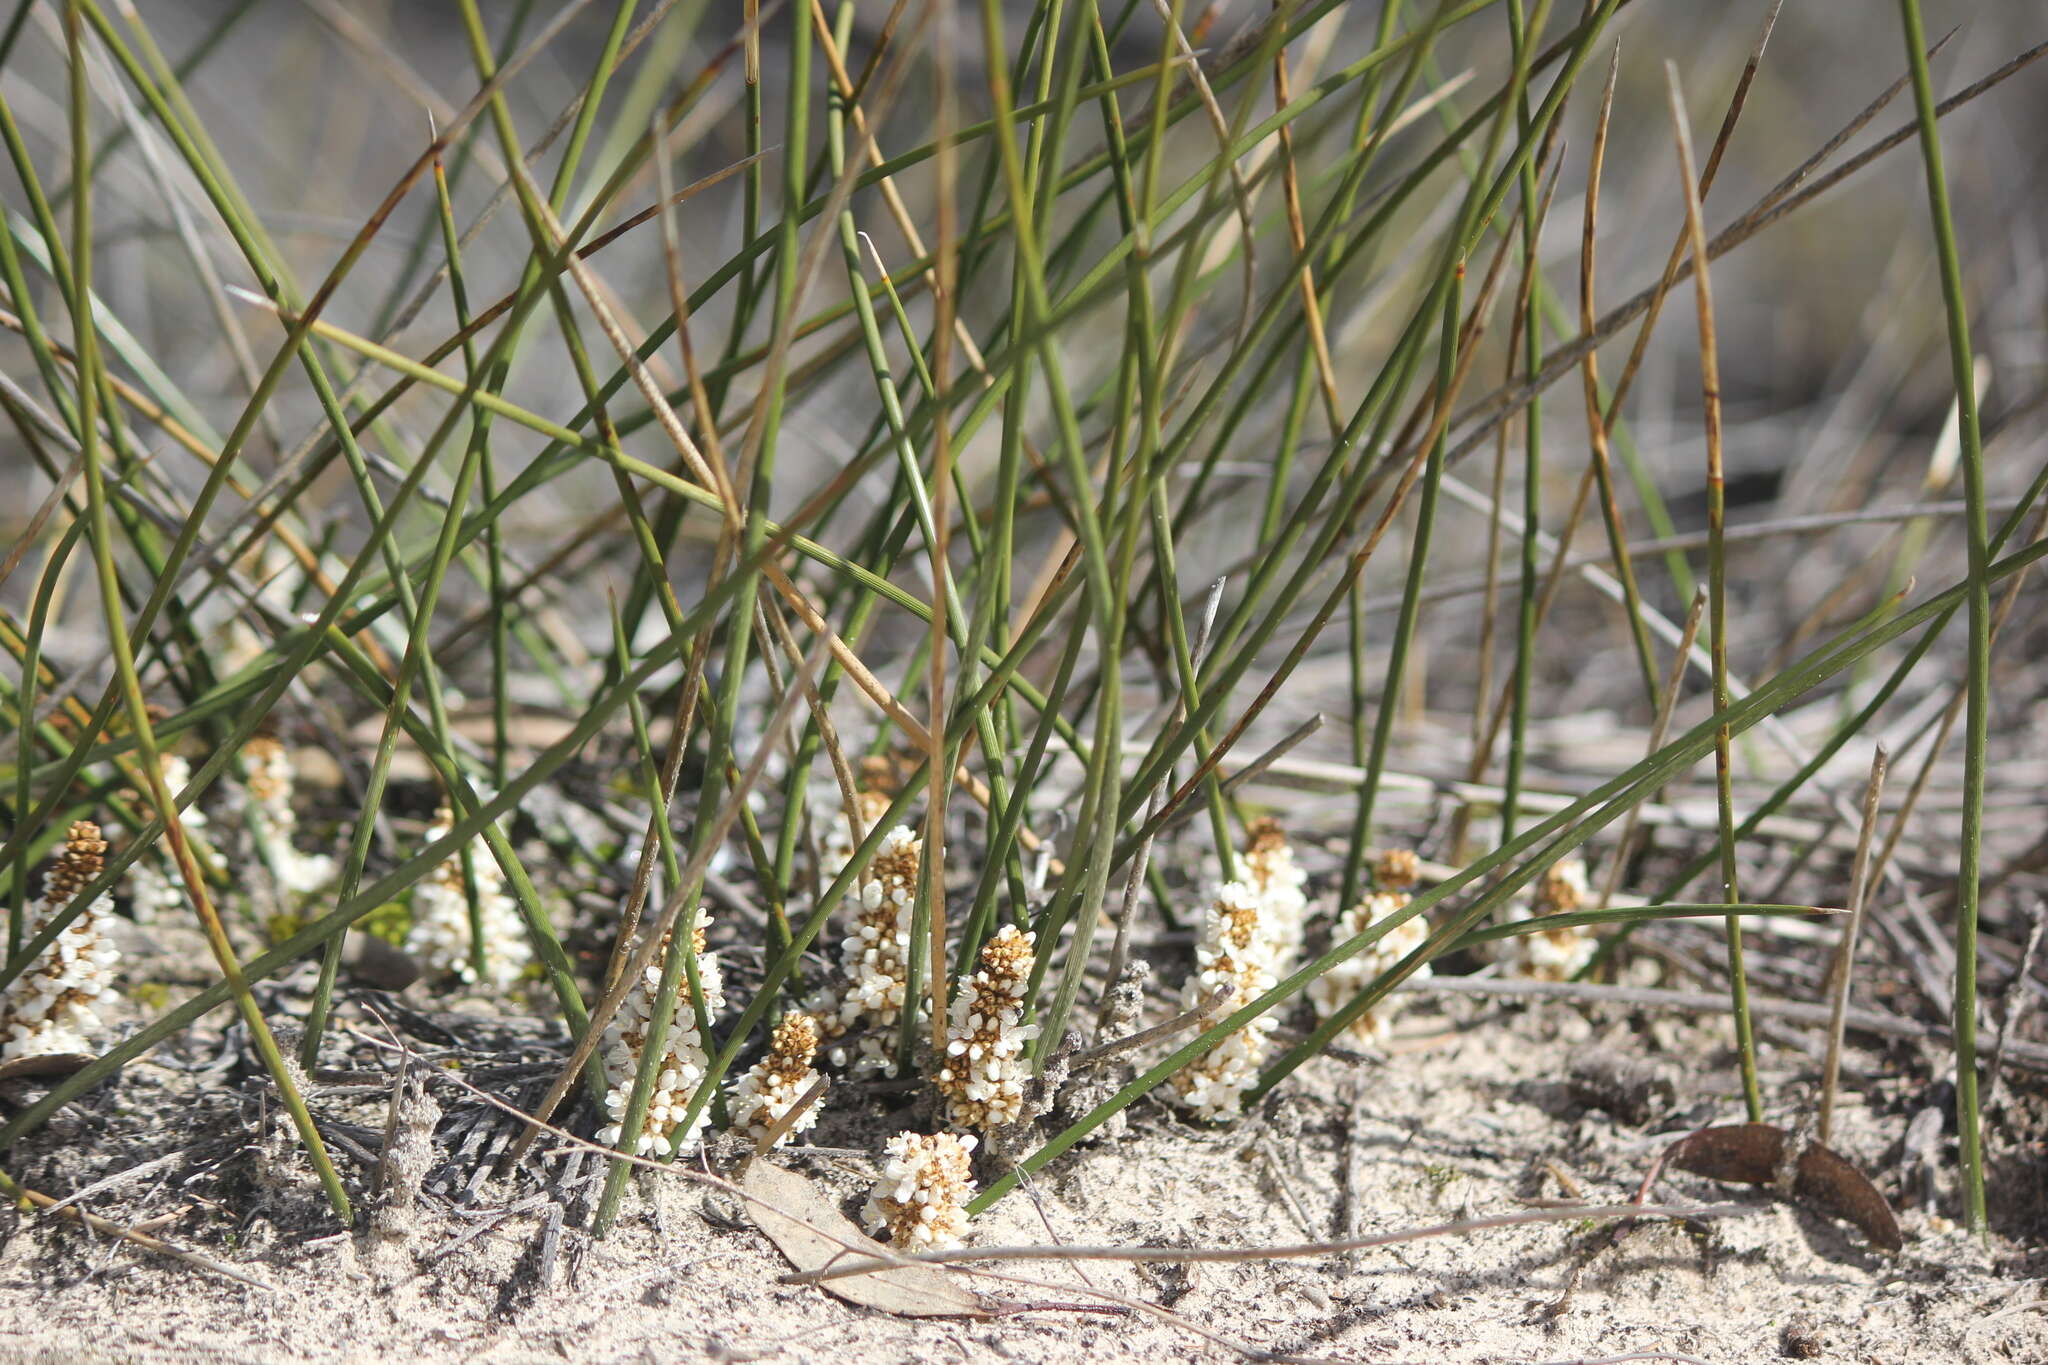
(2, 971), (2043, 1365)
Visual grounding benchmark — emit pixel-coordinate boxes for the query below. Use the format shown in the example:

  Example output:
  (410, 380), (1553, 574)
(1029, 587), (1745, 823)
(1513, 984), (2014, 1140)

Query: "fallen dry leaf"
(740, 1159), (990, 1317)
(1665, 1123), (1902, 1253)
(0, 1053), (95, 1083)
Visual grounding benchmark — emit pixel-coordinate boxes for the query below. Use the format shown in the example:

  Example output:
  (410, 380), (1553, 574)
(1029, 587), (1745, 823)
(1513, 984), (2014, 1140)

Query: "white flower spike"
(808, 822), (923, 1076)
(729, 1011), (825, 1149)
(125, 753), (209, 922)
(1, 822), (122, 1060)
(404, 805), (532, 990)
(864, 1131), (976, 1251)
(1240, 820), (1310, 969)
(1503, 857), (1596, 982)
(1309, 849), (1430, 1047)
(936, 924), (1039, 1133)
(597, 915), (725, 1156)
(242, 736), (335, 894)
(1171, 880), (1283, 1121)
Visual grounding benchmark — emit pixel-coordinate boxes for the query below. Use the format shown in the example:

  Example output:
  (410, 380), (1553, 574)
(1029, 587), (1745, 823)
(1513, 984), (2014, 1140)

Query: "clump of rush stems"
(729, 1011), (824, 1149)
(1310, 849), (1430, 1046)
(808, 821), (923, 1076)
(1502, 858), (1596, 981)
(864, 1130), (977, 1251)
(596, 914), (724, 1156)
(239, 736), (335, 895)
(403, 804), (531, 989)
(935, 924), (1039, 1133)
(13, 0), (2033, 1266)
(1, 822), (122, 1059)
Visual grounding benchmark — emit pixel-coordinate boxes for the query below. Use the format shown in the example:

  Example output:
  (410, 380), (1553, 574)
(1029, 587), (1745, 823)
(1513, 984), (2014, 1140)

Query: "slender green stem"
(59, 1), (349, 1221)
(1896, 0), (1989, 1234)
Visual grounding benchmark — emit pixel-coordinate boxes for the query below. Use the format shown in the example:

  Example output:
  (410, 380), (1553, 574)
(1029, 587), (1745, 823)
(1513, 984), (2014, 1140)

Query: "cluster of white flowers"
(1, 822), (122, 1059)
(126, 859), (182, 922)
(1169, 824), (1324, 1121)
(124, 754), (206, 922)
(936, 925), (1039, 1133)
(816, 789), (893, 886)
(1240, 820), (1310, 966)
(1502, 857), (1596, 981)
(596, 914), (725, 1156)
(1170, 880), (1283, 1121)
(241, 737), (335, 894)
(809, 823), (922, 1076)
(863, 1130), (976, 1251)
(728, 1011), (824, 1149)
(1309, 849), (1429, 1047)
(403, 806), (531, 990)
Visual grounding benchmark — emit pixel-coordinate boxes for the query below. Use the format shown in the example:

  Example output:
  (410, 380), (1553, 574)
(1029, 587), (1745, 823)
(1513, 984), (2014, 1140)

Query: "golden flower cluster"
(1, 822), (122, 1060)
(1310, 848), (1431, 1047)
(729, 1011), (824, 1149)
(812, 824), (923, 1076)
(936, 925), (1039, 1133)
(597, 918), (724, 1156)
(1503, 857), (1595, 981)
(864, 1130), (976, 1251)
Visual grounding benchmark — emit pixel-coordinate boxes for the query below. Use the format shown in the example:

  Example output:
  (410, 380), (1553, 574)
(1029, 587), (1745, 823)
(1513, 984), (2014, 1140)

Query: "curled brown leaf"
(1665, 1123), (1901, 1253)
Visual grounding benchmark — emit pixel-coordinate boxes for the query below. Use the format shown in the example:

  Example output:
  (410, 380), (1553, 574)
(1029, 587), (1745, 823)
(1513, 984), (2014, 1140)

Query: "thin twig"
(1665, 58), (1760, 1123)
(0, 1169), (271, 1292)
(1098, 579), (1226, 1038)
(1075, 983), (1235, 1072)
(783, 1201), (1756, 1282)
(1596, 589), (1705, 912)
(1818, 745), (1889, 1142)
(1398, 976), (2048, 1072)
(1986, 900), (2047, 1118)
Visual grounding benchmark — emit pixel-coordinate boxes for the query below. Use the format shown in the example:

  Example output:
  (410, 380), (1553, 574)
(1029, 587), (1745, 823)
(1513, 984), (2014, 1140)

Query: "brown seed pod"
(1664, 1122), (1901, 1253)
